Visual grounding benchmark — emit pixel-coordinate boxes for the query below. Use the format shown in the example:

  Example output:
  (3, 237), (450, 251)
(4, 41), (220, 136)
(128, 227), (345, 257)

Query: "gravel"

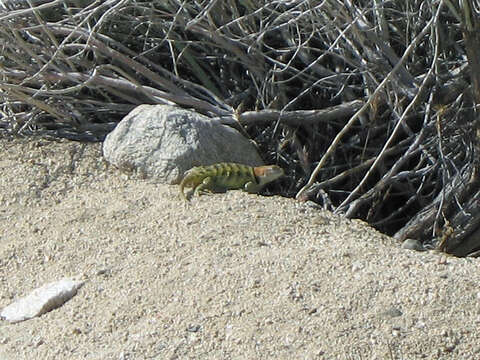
(0, 137), (479, 359)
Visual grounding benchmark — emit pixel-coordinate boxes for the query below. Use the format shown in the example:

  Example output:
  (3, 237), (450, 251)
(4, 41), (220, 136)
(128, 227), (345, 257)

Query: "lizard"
(179, 162), (284, 200)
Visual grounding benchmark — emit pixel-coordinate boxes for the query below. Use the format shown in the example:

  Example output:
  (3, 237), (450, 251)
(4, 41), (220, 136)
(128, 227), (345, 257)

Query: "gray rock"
(1, 279), (84, 323)
(401, 238), (425, 251)
(103, 105), (264, 184)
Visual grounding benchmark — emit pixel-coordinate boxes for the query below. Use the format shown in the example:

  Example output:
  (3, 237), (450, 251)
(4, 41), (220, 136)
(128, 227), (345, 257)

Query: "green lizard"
(180, 162), (284, 200)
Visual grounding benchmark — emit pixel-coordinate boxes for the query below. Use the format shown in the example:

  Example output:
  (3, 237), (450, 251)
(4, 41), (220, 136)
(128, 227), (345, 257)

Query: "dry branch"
(238, 100), (363, 126)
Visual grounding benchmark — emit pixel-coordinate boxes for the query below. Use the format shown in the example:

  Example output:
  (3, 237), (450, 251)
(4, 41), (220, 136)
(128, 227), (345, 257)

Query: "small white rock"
(1, 278), (85, 323)
(401, 239), (425, 251)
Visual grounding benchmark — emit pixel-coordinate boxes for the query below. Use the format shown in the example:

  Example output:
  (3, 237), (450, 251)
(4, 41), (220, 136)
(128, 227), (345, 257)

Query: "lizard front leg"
(244, 181), (261, 194)
(194, 177), (214, 197)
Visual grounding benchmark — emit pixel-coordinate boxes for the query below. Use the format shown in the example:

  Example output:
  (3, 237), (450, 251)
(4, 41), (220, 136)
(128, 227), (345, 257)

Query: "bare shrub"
(1, 0), (479, 255)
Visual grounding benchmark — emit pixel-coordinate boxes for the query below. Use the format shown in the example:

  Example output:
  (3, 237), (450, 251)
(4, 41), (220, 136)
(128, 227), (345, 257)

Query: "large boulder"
(103, 105), (264, 184)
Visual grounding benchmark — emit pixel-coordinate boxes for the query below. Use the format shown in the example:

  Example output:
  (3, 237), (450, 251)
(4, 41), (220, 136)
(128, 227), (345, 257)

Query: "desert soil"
(0, 137), (479, 360)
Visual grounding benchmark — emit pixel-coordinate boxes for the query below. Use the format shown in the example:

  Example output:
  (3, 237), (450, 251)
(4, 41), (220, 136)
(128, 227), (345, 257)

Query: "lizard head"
(254, 165), (284, 185)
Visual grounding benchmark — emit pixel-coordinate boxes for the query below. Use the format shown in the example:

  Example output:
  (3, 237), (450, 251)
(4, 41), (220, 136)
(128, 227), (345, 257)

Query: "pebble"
(1, 278), (85, 323)
(401, 239), (425, 251)
(378, 307), (403, 319)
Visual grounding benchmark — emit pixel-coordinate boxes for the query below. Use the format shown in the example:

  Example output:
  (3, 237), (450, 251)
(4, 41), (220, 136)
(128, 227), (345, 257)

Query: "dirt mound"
(0, 138), (478, 359)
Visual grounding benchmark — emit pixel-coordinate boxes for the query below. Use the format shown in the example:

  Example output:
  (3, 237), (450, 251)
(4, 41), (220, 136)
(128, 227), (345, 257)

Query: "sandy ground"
(0, 137), (479, 360)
